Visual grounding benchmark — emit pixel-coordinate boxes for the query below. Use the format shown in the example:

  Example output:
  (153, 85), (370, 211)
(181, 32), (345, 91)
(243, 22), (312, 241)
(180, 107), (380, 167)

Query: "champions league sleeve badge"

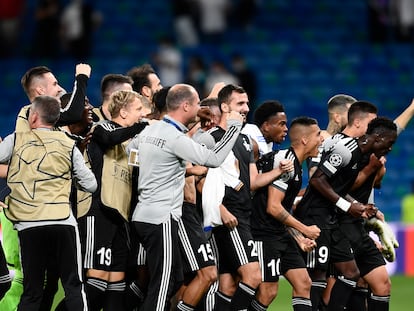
(328, 153), (343, 167)
(322, 152), (342, 175)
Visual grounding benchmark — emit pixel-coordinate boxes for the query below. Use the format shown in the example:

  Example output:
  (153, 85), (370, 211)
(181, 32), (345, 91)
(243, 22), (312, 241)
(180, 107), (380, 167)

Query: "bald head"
(166, 84), (199, 112)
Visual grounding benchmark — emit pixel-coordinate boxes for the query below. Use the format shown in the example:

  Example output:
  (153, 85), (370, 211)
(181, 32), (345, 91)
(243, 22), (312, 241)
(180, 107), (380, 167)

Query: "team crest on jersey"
(328, 153), (342, 167)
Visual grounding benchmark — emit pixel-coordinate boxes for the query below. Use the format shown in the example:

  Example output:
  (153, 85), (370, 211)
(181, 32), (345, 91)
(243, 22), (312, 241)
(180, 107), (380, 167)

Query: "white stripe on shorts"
(178, 218), (199, 271)
(156, 220), (173, 311)
(229, 227), (249, 266)
(84, 216), (95, 269)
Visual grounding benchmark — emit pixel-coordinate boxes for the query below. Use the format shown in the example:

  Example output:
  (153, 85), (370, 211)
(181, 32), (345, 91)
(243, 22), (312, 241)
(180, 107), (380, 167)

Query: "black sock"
(230, 282), (256, 310)
(327, 277), (356, 311)
(177, 300), (196, 311)
(214, 291), (232, 311)
(0, 278), (11, 300)
(367, 294), (390, 311)
(319, 301), (328, 311)
(85, 277), (107, 311)
(125, 280), (145, 310)
(292, 297), (312, 311)
(250, 297), (268, 311)
(347, 286), (368, 311)
(104, 280), (126, 311)
(196, 281), (218, 311)
(310, 281), (327, 311)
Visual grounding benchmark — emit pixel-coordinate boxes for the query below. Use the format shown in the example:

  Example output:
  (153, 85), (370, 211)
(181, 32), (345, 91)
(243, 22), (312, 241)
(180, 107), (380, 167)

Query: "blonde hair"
(108, 90), (143, 118)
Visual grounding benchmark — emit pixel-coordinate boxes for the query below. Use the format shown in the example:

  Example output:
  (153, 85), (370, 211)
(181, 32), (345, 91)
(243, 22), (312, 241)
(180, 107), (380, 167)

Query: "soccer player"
(79, 90), (147, 310)
(332, 99), (414, 311)
(207, 85), (293, 310)
(92, 73), (133, 121)
(17, 63), (91, 132)
(251, 116), (323, 311)
(295, 115), (398, 311)
(307, 94), (356, 177)
(316, 99), (414, 311)
(243, 100), (290, 159)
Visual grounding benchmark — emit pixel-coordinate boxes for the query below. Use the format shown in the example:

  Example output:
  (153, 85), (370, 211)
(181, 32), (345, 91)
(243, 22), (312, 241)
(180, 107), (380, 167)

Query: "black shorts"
(304, 227), (354, 272)
(212, 221), (258, 274)
(178, 202), (216, 273)
(133, 218), (183, 311)
(128, 222), (147, 267)
(257, 232), (306, 282)
(78, 210), (129, 272)
(340, 222), (385, 277)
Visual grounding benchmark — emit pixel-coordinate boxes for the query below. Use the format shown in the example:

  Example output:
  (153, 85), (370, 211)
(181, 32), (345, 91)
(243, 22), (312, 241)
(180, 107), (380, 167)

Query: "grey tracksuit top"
(127, 115), (242, 225)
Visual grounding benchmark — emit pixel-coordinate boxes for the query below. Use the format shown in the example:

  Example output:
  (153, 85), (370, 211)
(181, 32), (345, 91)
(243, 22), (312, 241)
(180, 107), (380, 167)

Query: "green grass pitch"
(51, 275), (414, 310)
(267, 275), (414, 310)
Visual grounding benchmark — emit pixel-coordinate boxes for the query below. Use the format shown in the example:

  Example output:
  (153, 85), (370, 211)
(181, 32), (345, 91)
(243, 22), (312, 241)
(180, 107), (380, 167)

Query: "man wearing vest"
(0, 95), (97, 311)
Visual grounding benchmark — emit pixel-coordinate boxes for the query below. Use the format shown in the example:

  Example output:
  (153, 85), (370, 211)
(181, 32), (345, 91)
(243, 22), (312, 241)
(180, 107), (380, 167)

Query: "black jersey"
(210, 126), (254, 221)
(295, 136), (364, 228)
(88, 121), (147, 221)
(56, 74), (89, 127)
(340, 153), (373, 224)
(306, 132), (347, 174)
(251, 147), (302, 239)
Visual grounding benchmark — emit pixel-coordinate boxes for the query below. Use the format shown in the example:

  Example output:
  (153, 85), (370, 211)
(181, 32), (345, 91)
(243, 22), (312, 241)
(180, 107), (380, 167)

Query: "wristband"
(336, 197), (351, 212)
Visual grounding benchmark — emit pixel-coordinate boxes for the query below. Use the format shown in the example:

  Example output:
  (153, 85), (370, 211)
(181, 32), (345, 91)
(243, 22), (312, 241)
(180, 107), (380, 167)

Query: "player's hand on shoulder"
(279, 159), (294, 173)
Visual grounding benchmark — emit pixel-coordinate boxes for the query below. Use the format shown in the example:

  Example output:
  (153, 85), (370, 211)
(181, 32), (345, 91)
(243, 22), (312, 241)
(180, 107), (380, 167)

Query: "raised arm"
(174, 116), (243, 167)
(394, 98), (414, 133)
(57, 63), (91, 126)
